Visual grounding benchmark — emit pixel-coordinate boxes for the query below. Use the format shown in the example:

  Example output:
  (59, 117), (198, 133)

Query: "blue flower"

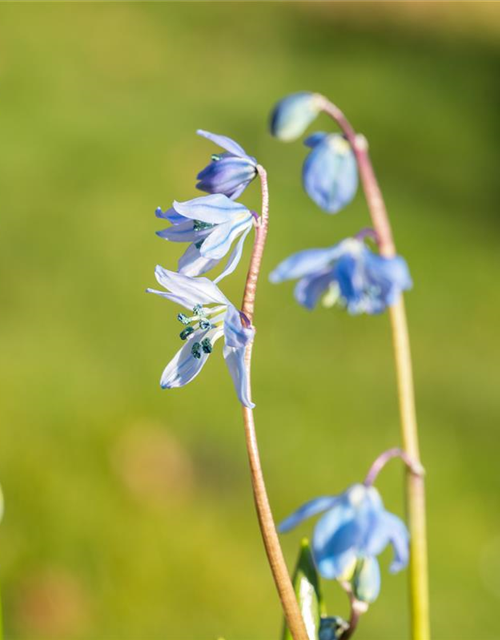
(270, 92), (322, 142)
(302, 132), (358, 213)
(269, 237), (412, 314)
(196, 130), (258, 200)
(278, 483), (409, 603)
(156, 193), (254, 283)
(147, 267), (255, 408)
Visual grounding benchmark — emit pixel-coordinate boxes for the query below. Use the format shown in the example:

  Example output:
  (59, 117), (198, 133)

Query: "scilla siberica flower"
(279, 483), (409, 604)
(270, 92), (323, 142)
(156, 193), (254, 283)
(147, 267), (255, 408)
(196, 130), (258, 200)
(269, 236), (412, 314)
(302, 132), (358, 214)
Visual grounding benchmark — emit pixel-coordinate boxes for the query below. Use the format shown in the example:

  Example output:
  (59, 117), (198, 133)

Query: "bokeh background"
(0, 3), (499, 639)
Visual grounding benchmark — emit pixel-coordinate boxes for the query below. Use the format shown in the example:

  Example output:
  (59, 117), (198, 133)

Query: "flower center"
(177, 304), (226, 358)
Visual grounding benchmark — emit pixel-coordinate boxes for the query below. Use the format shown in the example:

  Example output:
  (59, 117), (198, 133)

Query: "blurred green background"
(0, 3), (499, 639)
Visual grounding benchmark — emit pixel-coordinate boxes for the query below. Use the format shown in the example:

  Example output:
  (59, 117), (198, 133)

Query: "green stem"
(0, 586), (4, 640)
(318, 96), (430, 640)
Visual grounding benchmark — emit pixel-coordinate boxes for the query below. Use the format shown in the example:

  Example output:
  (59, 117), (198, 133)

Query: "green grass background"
(0, 3), (499, 639)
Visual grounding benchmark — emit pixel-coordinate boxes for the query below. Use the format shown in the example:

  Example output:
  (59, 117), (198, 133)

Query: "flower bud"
(196, 153), (257, 200)
(352, 557), (381, 604)
(318, 616), (349, 640)
(270, 92), (322, 142)
(302, 132), (358, 213)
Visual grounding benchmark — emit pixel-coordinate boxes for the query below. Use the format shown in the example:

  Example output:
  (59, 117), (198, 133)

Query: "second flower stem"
(240, 165), (309, 640)
(319, 97), (430, 640)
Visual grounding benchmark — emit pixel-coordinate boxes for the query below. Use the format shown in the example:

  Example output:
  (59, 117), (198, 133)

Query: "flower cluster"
(270, 92), (415, 624)
(270, 92), (412, 315)
(148, 131), (259, 407)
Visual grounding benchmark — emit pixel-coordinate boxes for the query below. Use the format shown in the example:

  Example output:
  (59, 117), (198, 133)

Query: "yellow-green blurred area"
(0, 3), (499, 639)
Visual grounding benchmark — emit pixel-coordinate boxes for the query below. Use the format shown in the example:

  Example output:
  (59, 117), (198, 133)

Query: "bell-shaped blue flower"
(270, 92), (322, 142)
(196, 130), (258, 200)
(269, 237), (412, 315)
(302, 132), (358, 213)
(156, 193), (254, 283)
(278, 483), (409, 603)
(147, 267), (255, 408)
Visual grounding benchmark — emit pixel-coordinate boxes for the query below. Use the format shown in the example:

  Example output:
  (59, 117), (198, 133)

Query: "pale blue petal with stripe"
(200, 215), (253, 260)
(223, 344), (254, 408)
(214, 225), (252, 284)
(156, 220), (198, 242)
(173, 194), (249, 224)
(153, 266), (230, 307)
(278, 496), (339, 534)
(178, 244), (220, 278)
(197, 129), (256, 162)
(160, 329), (211, 389)
(223, 304), (254, 350)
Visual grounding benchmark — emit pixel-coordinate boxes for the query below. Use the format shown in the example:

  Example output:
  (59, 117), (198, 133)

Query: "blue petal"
(223, 304), (255, 349)
(316, 547), (358, 581)
(173, 194), (249, 224)
(223, 344), (254, 408)
(214, 225), (252, 284)
(353, 557), (381, 604)
(278, 496), (339, 534)
(294, 269), (334, 310)
(152, 266), (230, 309)
(160, 329), (211, 388)
(312, 497), (357, 576)
(304, 131), (329, 148)
(200, 215), (253, 261)
(365, 253), (413, 308)
(196, 155), (257, 198)
(384, 512), (410, 573)
(155, 207), (186, 224)
(269, 247), (341, 284)
(197, 129), (256, 163)
(270, 92), (322, 142)
(302, 134), (358, 214)
(156, 220), (198, 242)
(178, 244), (220, 278)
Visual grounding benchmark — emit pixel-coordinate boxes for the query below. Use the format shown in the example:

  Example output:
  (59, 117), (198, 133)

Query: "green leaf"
(282, 538), (325, 640)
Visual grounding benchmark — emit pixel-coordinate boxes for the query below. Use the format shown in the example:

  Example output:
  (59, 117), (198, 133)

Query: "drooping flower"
(156, 193), (254, 283)
(270, 92), (323, 142)
(196, 130), (258, 200)
(302, 132), (358, 214)
(147, 267), (255, 408)
(269, 237), (412, 315)
(278, 483), (409, 604)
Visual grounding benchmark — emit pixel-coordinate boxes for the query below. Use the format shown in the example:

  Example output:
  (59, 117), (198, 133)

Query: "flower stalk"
(318, 96), (430, 640)
(241, 165), (309, 640)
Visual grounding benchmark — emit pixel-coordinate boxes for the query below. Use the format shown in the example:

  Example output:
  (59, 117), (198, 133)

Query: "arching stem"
(240, 165), (309, 640)
(318, 96), (430, 640)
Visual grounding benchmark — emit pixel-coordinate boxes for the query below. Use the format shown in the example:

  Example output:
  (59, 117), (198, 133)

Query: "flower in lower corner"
(156, 193), (254, 283)
(278, 483), (409, 604)
(147, 267), (255, 408)
(196, 129), (258, 200)
(269, 236), (412, 314)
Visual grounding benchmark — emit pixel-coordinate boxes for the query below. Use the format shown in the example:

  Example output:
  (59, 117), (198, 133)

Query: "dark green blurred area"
(0, 3), (499, 639)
